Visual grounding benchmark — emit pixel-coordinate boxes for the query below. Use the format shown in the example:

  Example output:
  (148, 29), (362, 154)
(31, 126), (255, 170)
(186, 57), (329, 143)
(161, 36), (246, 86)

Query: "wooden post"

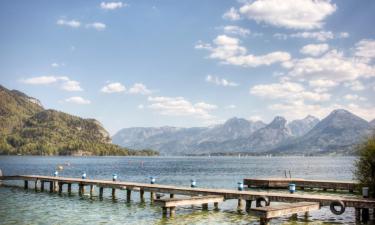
(355, 208), (361, 221)
(140, 189), (145, 202)
(170, 207), (176, 217)
(214, 202), (219, 210)
(290, 213), (298, 220)
(79, 184), (83, 196)
(24, 180), (28, 189)
(202, 203), (208, 210)
(58, 182), (63, 194)
(126, 188), (131, 203)
(41, 181), (45, 192)
(260, 217), (270, 225)
(304, 211), (309, 220)
(362, 208), (369, 223)
(162, 207), (168, 217)
(245, 200), (252, 212)
(49, 181), (53, 193)
(34, 179), (38, 191)
(237, 199), (243, 209)
(99, 187), (104, 199)
(112, 188), (116, 198)
(67, 183), (72, 194)
(150, 192), (155, 203)
(170, 193), (174, 198)
(156, 194), (161, 199)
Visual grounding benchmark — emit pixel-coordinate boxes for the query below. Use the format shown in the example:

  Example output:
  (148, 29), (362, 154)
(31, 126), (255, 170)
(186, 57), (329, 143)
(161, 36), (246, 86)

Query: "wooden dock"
(0, 175), (373, 223)
(243, 178), (358, 192)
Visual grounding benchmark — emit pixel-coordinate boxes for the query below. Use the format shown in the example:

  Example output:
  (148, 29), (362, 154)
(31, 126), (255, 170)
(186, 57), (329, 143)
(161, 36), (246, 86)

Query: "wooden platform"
(1, 175), (374, 212)
(244, 178), (357, 192)
(155, 195), (224, 217)
(250, 202), (320, 225)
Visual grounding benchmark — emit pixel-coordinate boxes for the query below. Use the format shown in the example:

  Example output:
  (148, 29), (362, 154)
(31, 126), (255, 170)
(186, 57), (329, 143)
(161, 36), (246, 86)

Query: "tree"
(354, 132), (375, 197)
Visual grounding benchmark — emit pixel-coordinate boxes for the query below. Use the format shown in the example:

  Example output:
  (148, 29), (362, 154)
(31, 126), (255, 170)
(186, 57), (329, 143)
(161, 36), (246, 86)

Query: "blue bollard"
(191, 179), (197, 188)
(150, 176), (156, 184)
(54, 171), (58, 177)
(238, 182), (244, 191)
(82, 172), (87, 179)
(289, 183), (296, 194)
(112, 173), (118, 182)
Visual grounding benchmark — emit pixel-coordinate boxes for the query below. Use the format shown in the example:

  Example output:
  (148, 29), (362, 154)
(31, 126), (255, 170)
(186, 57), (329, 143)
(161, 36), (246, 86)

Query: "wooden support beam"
(290, 213), (298, 220)
(150, 192), (155, 203)
(112, 188), (116, 198)
(170, 207), (176, 217)
(34, 180), (38, 191)
(49, 181), (53, 193)
(140, 189), (145, 202)
(214, 202), (219, 210)
(79, 184), (83, 196)
(41, 181), (45, 192)
(355, 208), (361, 221)
(245, 200), (252, 212)
(237, 199), (243, 209)
(260, 217), (270, 225)
(126, 188), (131, 203)
(67, 183), (72, 194)
(202, 203), (208, 210)
(90, 185), (94, 197)
(24, 180), (28, 189)
(170, 193), (174, 198)
(58, 182), (63, 194)
(99, 187), (104, 199)
(162, 207), (167, 217)
(362, 208), (369, 222)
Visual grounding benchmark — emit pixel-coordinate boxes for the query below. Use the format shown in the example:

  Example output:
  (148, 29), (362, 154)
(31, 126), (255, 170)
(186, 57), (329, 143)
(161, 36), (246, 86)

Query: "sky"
(0, 0), (375, 135)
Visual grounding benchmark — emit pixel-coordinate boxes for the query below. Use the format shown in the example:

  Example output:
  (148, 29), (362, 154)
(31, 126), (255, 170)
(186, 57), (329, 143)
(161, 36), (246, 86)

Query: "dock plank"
(250, 202), (320, 218)
(155, 195), (224, 207)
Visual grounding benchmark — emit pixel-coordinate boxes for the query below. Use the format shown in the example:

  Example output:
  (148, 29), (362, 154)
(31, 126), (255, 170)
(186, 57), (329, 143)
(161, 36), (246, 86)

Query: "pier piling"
(126, 188), (131, 203)
(67, 183), (72, 194)
(140, 189), (145, 202)
(24, 180), (28, 189)
(99, 187), (104, 199)
(41, 181), (45, 192)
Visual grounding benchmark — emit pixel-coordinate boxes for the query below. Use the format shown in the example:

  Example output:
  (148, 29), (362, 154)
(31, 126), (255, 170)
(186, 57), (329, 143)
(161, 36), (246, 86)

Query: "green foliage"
(354, 132), (375, 197)
(0, 85), (159, 156)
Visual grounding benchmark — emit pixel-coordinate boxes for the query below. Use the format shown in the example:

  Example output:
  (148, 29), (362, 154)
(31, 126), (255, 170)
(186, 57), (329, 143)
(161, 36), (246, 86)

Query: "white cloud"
(287, 50), (375, 83)
(308, 79), (337, 89)
(222, 26), (250, 37)
(206, 75), (238, 87)
(339, 32), (350, 38)
(57, 19), (81, 28)
(61, 80), (83, 91)
(249, 115), (263, 121)
(239, 0), (336, 30)
(344, 80), (365, 91)
(51, 63), (59, 68)
(355, 39), (375, 60)
(196, 35), (290, 67)
(86, 22), (106, 31)
(101, 82), (126, 93)
(147, 96), (217, 120)
(223, 7), (240, 21)
(128, 83), (152, 95)
(138, 104), (144, 109)
(100, 2), (126, 10)
(344, 94), (366, 101)
(250, 81), (331, 102)
(21, 76), (82, 91)
(300, 43), (329, 56)
(290, 31), (334, 41)
(65, 96), (91, 104)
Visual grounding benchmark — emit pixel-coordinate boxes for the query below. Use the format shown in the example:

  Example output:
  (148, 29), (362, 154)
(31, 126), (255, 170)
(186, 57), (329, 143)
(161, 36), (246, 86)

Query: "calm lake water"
(0, 156), (366, 224)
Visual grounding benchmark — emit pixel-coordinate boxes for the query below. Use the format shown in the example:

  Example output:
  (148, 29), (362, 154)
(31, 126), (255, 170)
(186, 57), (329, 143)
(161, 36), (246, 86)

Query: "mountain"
(272, 109), (372, 155)
(112, 117), (266, 155)
(0, 85), (158, 156)
(287, 115), (319, 137)
(370, 119), (375, 128)
(199, 116), (292, 153)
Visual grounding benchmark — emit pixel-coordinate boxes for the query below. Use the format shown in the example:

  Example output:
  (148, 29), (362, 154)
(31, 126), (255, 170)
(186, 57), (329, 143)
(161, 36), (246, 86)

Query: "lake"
(0, 156), (360, 224)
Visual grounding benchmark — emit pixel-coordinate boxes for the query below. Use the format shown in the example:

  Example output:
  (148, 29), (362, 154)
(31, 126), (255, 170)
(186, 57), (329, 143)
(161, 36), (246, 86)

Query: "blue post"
(238, 182), (244, 191)
(112, 174), (118, 182)
(289, 183), (296, 194)
(82, 172), (87, 179)
(191, 179), (196, 188)
(150, 176), (156, 184)
(54, 171), (58, 177)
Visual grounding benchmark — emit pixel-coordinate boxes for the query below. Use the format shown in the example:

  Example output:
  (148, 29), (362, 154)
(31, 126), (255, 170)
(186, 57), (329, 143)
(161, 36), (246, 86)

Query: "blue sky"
(0, 0), (374, 134)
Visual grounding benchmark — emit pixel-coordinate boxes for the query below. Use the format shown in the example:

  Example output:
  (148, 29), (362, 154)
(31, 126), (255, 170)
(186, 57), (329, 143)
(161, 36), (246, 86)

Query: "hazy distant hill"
(287, 115), (320, 137)
(272, 109), (372, 155)
(0, 85), (158, 156)
(370, 119), (375, 128)
(113, 109), (372, 156)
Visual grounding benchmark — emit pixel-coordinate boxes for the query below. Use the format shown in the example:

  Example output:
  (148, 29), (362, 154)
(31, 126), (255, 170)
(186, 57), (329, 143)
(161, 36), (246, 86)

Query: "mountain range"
(113, 110), (374, 156)
(0, 85), (158, 156)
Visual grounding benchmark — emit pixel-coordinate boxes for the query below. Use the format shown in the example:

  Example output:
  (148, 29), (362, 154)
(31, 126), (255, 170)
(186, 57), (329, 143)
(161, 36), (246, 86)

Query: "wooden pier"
(0, 175), (373, 223)
(243, 178), (358, 192)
